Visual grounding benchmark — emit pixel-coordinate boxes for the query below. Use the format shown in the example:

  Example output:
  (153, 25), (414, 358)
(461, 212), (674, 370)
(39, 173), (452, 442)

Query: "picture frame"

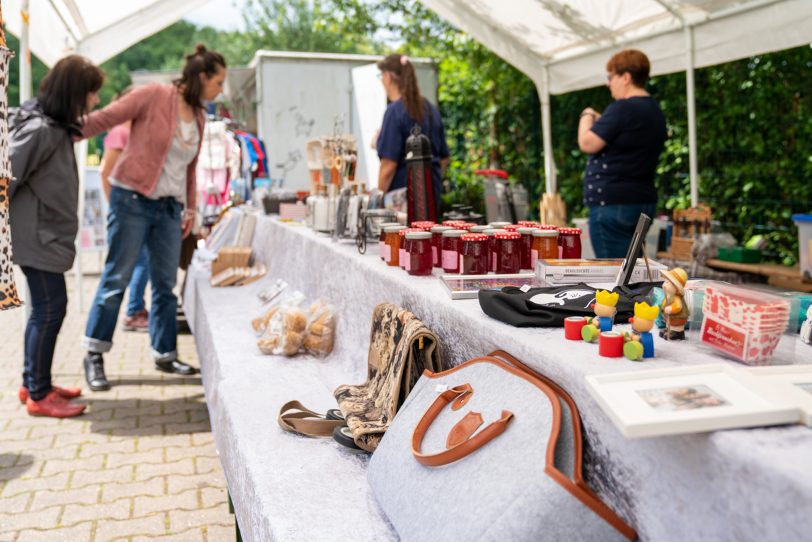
(747, 365), (812, 426)
(440, 273), (539, 300)
(614, 213), (652, 288)
(585, 364), (799, 438)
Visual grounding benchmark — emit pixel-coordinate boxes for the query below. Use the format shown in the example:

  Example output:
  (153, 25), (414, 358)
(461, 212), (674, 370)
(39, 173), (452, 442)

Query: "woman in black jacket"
(9, 55), (104, 418)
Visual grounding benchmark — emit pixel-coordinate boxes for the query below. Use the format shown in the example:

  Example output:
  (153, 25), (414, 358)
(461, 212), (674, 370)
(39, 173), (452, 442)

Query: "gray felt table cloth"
(185, 215), (812, 542)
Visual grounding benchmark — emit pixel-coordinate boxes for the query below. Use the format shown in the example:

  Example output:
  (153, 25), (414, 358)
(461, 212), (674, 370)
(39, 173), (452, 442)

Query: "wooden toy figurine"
(582, 290), (619, 342)
(659, 267), (689, 340)
(624, 302), (660, 361)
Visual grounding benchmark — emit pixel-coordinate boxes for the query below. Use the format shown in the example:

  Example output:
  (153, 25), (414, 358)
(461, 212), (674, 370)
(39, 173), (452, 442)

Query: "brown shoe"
(19, 385), (82, 404)
(122, 310), (149, 332)
(26, 390), (86, 418)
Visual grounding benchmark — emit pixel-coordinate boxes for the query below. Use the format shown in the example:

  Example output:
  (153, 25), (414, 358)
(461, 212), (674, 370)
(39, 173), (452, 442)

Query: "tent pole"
(20, 0), (32, 103)
(685, 26), (699, 208)
(539, 67), (556, 194)
(74, 140), (88, 313)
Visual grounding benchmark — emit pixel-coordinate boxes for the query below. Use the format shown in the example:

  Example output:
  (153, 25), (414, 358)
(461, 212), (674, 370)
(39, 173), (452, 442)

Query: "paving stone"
(135, 458), (195, 481)
(132, 526), (206, 542)
(0, 504), (60, 533)
(94, 515), (166, 541)
(169, 505), (231, 532)
(101, 477), (165, 503)
(1, 472), (70, 498)
(29, 485), (100, 511)
(200, 487), (228, 509)
(133, 487), (198, 517)
(61, 497), (132, 524)
(13, 521), (93, 542)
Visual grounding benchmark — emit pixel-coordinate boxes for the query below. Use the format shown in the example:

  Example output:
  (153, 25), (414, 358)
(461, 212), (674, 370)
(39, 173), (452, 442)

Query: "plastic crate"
(717, 246), (762, 264)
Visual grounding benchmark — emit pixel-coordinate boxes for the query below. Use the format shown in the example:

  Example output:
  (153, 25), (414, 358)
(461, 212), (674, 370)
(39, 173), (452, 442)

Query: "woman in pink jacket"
(80, 45), (226, 390)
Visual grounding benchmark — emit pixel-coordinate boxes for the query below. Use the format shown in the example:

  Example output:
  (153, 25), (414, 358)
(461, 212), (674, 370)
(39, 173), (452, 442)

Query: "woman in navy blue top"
(375, 54), (450, 213)
(578, 49), (667, 258)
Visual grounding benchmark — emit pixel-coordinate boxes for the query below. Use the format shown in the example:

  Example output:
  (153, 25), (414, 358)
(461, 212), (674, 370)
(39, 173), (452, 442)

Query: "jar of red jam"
(399, 228), (423, 271)
(494, 231), (522, 274)
(411, 221), (436, 232)
(460, 233), (489, 274)
(558, 228), (582, 259)
(516, 227), (537, 269)
(383, 225), (405, 266)
(469, 225), (490, 234)
(441, 229), (467, 274)
(484, 228), (506, 272)
(378, 222), (400, 261)
(406, 231), (433, 276)
(430, 226), (453, 267)
(489, 221), (511, 229)
(532, 229), (559, 268)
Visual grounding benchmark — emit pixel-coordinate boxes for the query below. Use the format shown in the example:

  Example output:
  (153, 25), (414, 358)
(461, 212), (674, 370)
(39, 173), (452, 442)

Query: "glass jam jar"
(516, 227), (537, 269)
(488, 221), (511, 229)
(411, 221), (436, 232)
(399, 228), (422, 271)
(406, 231), (433, 276)
(484, 228), (506, 272)
(441, 229), (467, 274)
(558, 227), (583, 259)
(383, 225), (405, 266)
(494, 231), (522, 274)
(460, 233), (489, 274)
(532, 229), (559, 268)
(378, 222), (401, 261)
(430, 226), (453, 267)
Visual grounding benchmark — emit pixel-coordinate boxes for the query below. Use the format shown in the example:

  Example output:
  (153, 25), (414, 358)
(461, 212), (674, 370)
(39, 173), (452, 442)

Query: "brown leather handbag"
(367, 350), (637, 541)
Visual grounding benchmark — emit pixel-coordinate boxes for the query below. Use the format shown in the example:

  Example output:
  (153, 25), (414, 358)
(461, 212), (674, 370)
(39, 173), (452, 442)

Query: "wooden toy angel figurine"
(624, 302), (660, 360)
(659, 267), (689, 340)
(582, 290), (619, 342)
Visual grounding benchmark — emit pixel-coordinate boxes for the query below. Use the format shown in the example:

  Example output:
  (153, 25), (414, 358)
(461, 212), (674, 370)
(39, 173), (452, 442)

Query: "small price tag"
(520, 284), (532, 293)
(434, 384), (449, 393)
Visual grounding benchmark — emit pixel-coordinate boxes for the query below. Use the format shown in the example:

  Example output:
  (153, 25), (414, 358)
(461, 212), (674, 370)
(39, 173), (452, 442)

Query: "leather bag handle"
(411, 384), (514, 467)
(278, 400), (345, 437)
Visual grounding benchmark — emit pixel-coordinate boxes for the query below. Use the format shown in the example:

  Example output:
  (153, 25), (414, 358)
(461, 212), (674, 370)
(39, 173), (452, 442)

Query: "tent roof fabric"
(3, 0), (209, 66)
(419, 0), (812, 94)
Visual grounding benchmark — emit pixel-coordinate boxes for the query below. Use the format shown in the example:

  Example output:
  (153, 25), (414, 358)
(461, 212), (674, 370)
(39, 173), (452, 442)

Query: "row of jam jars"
(558, 227), (583, 259)
(383, 225), (406, 266)
(494, 231), (522, 274)
(441, 229), (467, 273)
(531, 229), (559, 268)
(431, 226), (453, 267)
(406, 231), (433, 276)
(399, 228), (423, 271)
(460, 233), (489, 274)
(378, 222), (401, 262)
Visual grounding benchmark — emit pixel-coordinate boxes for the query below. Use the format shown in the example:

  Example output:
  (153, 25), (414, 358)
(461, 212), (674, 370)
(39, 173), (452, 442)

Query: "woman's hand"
(181, 209), (195, 239)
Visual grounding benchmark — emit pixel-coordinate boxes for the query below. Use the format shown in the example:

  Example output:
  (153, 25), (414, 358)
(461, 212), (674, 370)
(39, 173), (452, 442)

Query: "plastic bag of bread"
(303, 301), (336, 357)
(257, 305), (308, 356)
(251, 290), (305, 336)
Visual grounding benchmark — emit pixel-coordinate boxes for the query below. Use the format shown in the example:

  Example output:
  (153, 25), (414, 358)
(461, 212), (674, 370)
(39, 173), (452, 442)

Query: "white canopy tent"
(419, 0), (812, 206)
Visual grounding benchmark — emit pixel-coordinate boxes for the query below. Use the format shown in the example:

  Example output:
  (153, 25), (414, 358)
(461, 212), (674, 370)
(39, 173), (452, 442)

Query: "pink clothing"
(83, 83), (204, 210)
(103, 124), (130, 151)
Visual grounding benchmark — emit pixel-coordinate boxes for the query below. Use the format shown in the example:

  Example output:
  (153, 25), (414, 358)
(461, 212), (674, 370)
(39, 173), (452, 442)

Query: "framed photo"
(747, 365), (812, 426)
(585, 364), (799, 438)
(440, 273), (539, 300)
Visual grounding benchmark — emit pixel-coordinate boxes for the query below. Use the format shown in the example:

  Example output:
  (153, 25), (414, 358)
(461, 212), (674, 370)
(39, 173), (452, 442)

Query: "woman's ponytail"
(377, 54), (425, 124)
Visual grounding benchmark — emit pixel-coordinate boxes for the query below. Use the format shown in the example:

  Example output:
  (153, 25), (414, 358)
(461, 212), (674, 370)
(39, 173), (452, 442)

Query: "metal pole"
(685, 26), (699, 207)
(539, 66), (556, 194)
(74, 140), (88, 313)
(20, 0), (32, 103)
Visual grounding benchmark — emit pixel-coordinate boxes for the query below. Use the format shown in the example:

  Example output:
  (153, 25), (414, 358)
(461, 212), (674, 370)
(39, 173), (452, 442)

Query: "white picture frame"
(747, 365), (812, 426)
(585, 364), (800, 438)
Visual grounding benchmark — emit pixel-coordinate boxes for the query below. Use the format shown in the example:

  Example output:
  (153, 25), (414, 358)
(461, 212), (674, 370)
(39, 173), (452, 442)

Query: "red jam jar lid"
(533, 229), (558, 237)
(461, 233), (488, 242)
(518, 221), (542, 227)
(405, 231), (432, 240)
(503, 224), (521, 232)
(570, 228), (582, 234)
(494, 231), (521, 240)
(384, 225), (406, 233)
(459, 222), (477, 230)
(431, 225), (454, 233)
(489, 222), (511, 228)
(442, 220), (466, 227)
(399, 228), (423, 237)
(484, 228), (507, 236)
(442, 229), (467, 238)
(411, 221), (436, 230)
(539, 224), (559, 230)
(516, 227), (538, 234)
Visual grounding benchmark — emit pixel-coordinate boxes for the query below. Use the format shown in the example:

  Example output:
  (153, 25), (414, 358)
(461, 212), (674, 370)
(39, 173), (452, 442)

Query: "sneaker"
(122, 310), (149, 332)
(26, 390), (86, 418)
(84, 353), (111, 391)
(18, 385), (82, 405)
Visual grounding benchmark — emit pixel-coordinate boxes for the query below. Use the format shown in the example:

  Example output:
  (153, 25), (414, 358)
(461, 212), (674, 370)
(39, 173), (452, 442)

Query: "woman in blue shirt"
(578, 49), (667, 258)
(375, 54), (450, 217)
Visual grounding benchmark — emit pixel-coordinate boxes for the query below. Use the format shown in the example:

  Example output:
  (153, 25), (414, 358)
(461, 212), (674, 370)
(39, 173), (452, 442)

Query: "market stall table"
(185, 215), (812, 542)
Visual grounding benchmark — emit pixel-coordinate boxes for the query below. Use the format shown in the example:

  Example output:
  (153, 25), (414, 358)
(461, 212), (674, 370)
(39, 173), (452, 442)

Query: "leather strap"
(277, 400), (345, 437)
(411, 384), (514, 467)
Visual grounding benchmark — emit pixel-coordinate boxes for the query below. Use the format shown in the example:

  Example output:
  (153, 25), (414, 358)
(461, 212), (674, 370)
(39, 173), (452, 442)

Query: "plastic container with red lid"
(494, 231), (522, 274)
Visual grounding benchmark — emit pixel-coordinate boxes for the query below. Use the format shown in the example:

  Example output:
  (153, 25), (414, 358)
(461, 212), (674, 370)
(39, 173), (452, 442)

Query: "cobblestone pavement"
(0, 270), (233, 541)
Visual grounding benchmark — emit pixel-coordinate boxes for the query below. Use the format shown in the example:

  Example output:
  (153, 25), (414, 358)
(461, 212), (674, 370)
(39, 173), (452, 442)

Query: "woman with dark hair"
(80, 44), (226, 391)
(578, 49), (667, 258)
(376, 54), (450, 216)
(9, 54), (105, 417)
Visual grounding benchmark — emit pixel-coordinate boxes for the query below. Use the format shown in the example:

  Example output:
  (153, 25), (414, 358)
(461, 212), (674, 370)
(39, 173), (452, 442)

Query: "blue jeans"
(589, 203), (657, 258)
(126, 245), (149, 316)
(83, 187), (182, 361)
(21, 267), (67, 401)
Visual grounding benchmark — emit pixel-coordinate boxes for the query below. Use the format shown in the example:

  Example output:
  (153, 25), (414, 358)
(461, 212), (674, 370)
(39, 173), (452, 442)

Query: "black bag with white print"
(478, 282), (658, 328)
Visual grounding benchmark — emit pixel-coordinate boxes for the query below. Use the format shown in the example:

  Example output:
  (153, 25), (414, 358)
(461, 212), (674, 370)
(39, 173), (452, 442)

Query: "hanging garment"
(0, 46), (21, 310)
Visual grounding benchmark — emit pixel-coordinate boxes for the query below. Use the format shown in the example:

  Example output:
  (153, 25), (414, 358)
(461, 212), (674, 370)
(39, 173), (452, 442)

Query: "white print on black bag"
(529, 289), (595, 308)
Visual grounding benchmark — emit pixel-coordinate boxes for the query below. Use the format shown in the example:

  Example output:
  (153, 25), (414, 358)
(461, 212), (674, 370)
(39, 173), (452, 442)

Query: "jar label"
(531, 249), (538, 268)
(382, 243), (391, 262)
(399, 249), (407, 268)
(492, 252), (497, 271)
(558, 245), (563, 258)
(432, 246), (438, 264)
(404, 252), (411, 271)
(459, 254), (464, 272)
(442, 249), (458, 270)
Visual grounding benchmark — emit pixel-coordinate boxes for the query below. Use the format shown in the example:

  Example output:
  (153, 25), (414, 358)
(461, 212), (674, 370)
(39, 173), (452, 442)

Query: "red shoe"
(26, 390), (86, 418)
(18, 385), (82, 405)
(122, 310), (149, 332)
